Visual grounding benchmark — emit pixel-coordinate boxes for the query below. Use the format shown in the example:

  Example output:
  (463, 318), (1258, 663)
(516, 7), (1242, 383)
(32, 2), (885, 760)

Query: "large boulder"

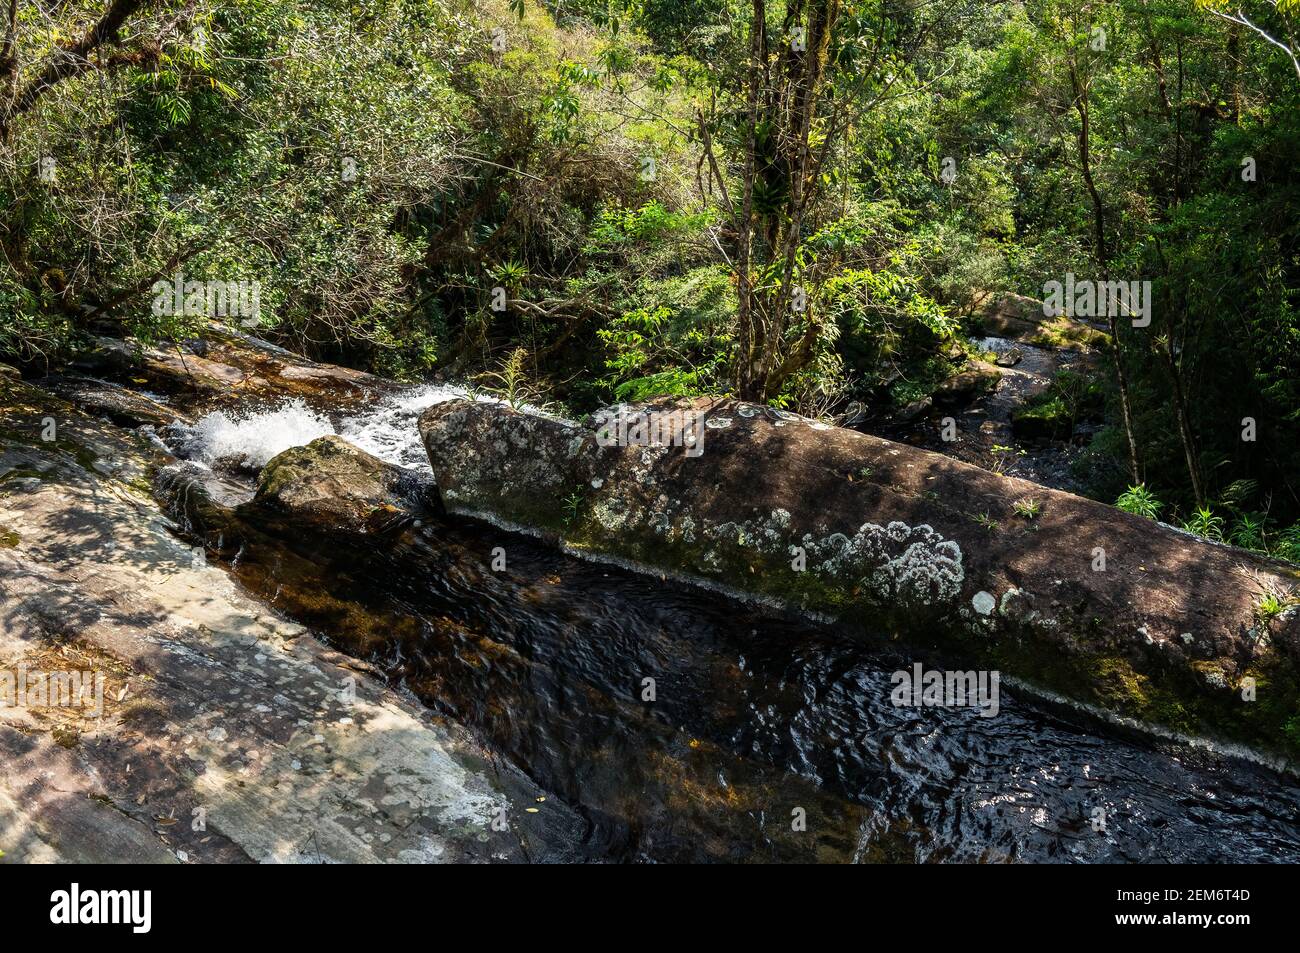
(933, 366), (1000, 406)
(977, 292), (1110, 350)
(419, 397), (1300, 761)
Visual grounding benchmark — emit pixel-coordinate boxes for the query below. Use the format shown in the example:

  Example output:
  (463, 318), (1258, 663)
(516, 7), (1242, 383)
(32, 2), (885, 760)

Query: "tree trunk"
(733, 0), (766, 401)
(1161, 335), (1204, 507)
(1070, 59), (1141, 483)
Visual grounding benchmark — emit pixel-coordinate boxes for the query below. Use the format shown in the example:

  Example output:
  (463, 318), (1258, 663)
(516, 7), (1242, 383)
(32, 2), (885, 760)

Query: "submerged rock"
(418, 396), (1300, 762)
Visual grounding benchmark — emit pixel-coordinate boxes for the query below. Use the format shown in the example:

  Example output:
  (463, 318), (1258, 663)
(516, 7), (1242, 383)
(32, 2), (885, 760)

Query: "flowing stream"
(159, 392), (1300, 864)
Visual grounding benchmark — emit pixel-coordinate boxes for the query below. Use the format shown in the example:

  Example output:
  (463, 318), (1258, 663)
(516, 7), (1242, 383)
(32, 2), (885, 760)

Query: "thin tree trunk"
(1161, 335), (1204, 506)
(734, 0), (765, 400)
(1152, 240), (1204, 506)
(1070, 58), (1141, 483)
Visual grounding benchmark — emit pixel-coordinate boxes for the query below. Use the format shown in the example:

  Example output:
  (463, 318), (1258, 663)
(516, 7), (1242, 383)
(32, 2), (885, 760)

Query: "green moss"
(1016, 394), (1070, 423)
(464, 472), (1300, 764)
(1090, 656), (1149, 708)
(1026, 317), (1111, 350)
(0, 527), (18, 547)
(889, 355), (959, 406)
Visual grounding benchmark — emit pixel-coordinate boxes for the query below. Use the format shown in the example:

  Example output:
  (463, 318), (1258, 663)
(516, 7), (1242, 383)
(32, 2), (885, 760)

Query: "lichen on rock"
(416, 395), (1300, 761)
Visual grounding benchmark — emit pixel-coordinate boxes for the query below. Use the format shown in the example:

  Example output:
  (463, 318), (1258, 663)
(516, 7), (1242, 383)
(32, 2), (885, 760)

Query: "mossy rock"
(1011, 397), (1074, 441)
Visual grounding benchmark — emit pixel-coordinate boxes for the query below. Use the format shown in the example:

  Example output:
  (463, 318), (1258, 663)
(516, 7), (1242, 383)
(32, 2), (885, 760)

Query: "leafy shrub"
(1182, 506), (1226, 542)
(1116, 484), (1163, 520)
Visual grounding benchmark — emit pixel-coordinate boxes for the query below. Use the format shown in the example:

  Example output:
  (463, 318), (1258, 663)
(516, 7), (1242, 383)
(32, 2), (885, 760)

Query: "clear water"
(163, 391), (1300, 864)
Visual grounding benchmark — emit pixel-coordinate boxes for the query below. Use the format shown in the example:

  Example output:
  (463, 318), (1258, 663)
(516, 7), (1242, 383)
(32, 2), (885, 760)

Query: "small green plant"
(560, 490), (585, 526)
(1229, 513), (1267, 552)
(1256, 592), (1293, 625)
(989, 444), (1024, 476)
(970, 511), (999, 533)
(1182, 505), (1225, 541)
(1116, 483), (1162, 520)
(488, 259), (529, 290)
(1012, 497), (1042, 520)
(1273, 523), (1300, 564)
(476, 347), (550, 411)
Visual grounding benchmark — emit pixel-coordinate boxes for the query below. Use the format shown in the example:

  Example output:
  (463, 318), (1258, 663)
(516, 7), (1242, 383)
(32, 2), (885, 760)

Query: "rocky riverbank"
(5, 324), (1300, 865)
(0, 367), (581, 863)
(419, 396), (1300, 761)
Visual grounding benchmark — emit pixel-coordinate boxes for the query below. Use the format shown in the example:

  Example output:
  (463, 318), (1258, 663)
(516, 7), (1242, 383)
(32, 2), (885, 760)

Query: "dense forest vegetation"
(2, 0), (1299, 559)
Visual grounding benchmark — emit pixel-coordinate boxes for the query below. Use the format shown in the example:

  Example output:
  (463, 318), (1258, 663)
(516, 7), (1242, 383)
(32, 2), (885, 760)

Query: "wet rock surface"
(6, 325), (1300, 862)
(154, 433), (1300, 862)
(66, 327), (394, 416)
(0, 376), (578, 863)
(253, 435), (441, 533)
(419, 396), (1300, 760)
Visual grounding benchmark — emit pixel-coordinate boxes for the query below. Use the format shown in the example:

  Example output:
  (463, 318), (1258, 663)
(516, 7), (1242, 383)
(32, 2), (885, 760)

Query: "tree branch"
(1, 0), (154, 138)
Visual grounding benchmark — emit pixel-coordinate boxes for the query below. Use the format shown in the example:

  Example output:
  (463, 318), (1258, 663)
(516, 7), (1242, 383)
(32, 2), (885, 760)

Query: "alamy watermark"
(151, 271), (262, 326)
(50, 884), (151, 933)
(890, 663), (1000, 718)
(1042, 273), (1150, 327)
(0, 665), (105, 717)
(594, 406), (705, 458)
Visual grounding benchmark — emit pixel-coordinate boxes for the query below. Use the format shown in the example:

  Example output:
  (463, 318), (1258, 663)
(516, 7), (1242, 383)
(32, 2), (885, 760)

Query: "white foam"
(338, 384), (476, 472)
(176, 399), (336, 470)
(173, 384), (528, 474)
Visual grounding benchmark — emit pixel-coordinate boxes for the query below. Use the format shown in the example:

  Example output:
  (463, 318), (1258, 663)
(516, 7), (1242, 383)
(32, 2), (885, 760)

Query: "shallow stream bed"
(153, 396), (1300, 863)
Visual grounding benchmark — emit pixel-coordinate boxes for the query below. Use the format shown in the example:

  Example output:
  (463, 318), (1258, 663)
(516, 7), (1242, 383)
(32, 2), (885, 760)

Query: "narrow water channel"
(159, 394), (1300, 864)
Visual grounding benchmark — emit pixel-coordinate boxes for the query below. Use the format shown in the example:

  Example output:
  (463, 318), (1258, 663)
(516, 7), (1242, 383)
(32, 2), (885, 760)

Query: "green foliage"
(1013, 497), (1043, 520)
(1256, 591), (1298, 625)
(475, 346), (551, 410)
(1275, 524), (1300, 563)
(0, 0), (1296, 533)
(1183, 506), (1226, 542)
(1117, 484), (1163, 520)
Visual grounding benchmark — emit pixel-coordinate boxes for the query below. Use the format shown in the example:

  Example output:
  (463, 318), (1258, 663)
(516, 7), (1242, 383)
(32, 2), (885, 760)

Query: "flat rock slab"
(68, 326), (394, 416)
(0, 378), (578, 863)
(419, 397), (1300, 761)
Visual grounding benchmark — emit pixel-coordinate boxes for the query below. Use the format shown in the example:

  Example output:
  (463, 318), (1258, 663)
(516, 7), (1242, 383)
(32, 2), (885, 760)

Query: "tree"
(699, 0), (958, 401)
(0, 0), (169, 142)
(1037, 0), (1143, 482)
(1197, 0), (1300, 83)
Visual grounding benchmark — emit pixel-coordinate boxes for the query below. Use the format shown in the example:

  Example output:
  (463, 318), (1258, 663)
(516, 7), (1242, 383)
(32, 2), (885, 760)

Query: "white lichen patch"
(678, 515), (697, 543)
(591, 496), (634, 532)
(972, 591), (996, 616)
(795, 520), (965, 609)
